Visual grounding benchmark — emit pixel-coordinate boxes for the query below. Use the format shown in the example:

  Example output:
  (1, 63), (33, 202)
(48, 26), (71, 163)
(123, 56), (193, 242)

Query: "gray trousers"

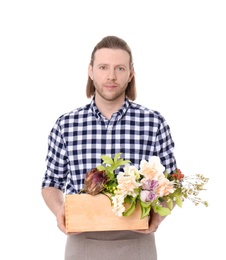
(65, 231), (157, 260)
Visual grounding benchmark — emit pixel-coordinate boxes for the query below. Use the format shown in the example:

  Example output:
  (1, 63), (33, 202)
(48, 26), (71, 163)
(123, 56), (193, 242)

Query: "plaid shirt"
(42, 98), (177, 194)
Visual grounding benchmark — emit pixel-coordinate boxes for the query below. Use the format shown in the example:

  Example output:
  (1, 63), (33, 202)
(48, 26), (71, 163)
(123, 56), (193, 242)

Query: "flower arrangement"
(79, 153), (209, 219)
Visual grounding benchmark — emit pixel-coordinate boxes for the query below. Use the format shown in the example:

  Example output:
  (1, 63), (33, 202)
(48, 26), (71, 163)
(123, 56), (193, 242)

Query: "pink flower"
(141, 178), (158, 190)
(140, 190), (157, 202)
(139, 156), (165, 180)
(155, 175), (175, 197)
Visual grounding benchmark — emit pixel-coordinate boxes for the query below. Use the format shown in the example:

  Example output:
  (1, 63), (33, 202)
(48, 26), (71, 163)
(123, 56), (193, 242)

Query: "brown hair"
(86, 36), (137, 101)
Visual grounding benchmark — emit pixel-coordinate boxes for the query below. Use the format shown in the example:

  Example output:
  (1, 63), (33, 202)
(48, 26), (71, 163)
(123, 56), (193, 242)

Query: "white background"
(1, 0), (225, 259)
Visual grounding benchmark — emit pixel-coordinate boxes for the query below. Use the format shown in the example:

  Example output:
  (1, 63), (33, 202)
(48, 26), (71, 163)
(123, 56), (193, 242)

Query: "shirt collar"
(89, 97), (130, 121)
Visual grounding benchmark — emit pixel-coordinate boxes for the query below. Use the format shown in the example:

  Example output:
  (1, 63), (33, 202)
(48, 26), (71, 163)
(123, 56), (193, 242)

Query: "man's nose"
(107, 68), (116, 80)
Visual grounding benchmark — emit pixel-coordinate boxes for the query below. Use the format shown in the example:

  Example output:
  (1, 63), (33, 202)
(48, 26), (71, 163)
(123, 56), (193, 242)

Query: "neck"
(94, 95), (125, 120)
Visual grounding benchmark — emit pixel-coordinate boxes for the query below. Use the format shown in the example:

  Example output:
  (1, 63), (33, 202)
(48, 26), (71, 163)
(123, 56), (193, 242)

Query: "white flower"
(117, 170), (142, 197)
(111, 194), (126, 217)
(123, 165), (140, 180)
(139, 156), (165, 180)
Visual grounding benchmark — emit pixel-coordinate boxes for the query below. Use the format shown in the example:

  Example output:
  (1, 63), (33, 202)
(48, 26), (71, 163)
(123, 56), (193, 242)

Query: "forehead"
(93, 48), (130, 66)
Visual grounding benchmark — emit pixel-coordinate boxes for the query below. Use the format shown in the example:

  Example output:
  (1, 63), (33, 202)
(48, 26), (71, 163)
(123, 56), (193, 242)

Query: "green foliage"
(97, 153), (131, 180)
(174, 192), (183, 208)
(166, 198), (174, 210)
(123, 199), (136, 216)
(140, 201), (152, 218)
(152, 204), (171, 216)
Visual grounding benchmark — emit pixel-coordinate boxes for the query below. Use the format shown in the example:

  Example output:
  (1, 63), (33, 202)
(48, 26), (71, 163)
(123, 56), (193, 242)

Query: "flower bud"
(84, 168), (109, 195)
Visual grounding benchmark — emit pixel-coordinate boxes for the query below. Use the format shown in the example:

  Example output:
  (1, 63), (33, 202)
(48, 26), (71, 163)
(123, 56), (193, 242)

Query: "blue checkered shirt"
(42, 98), (177, 194)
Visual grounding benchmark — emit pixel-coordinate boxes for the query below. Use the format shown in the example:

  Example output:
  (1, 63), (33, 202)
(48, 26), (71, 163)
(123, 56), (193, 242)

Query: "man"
(41, 35), (177, 260)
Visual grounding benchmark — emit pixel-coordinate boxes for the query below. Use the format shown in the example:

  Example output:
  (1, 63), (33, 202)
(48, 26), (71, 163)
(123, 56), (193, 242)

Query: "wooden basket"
(65, 194), (149, 233)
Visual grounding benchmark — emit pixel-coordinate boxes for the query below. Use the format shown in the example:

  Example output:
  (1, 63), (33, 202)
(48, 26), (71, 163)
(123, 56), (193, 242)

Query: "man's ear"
(88, 64), (93, 80)
(128, 68), (134, 82)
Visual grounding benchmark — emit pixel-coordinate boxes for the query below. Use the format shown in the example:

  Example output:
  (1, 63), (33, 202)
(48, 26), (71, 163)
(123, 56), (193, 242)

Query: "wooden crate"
(65, 194), (149, 233)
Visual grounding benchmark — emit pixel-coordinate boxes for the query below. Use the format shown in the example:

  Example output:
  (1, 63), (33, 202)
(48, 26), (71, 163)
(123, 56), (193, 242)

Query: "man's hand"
(56, 203), (67, 234)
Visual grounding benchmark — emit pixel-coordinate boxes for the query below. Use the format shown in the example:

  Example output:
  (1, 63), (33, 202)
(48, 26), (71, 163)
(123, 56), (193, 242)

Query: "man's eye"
(99, 66), (107, 70)
(117, 67), (125, 71)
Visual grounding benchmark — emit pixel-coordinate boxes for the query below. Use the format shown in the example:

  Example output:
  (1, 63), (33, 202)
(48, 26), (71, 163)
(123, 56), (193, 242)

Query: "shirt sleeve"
(41, 119), (69, 192)
(154, 115), (177, 174)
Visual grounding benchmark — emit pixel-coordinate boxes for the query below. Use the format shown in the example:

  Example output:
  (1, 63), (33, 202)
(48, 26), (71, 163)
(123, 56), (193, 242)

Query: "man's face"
(88, 48), (134, 102)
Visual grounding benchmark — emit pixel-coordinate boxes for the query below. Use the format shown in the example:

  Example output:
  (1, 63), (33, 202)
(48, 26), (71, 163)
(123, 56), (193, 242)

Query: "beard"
(93, 81), (128, 102)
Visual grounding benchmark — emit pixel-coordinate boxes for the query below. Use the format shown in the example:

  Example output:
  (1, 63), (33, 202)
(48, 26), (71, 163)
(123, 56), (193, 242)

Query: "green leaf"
(114, 153), (122, 163)
(174, 193), (183, 208)
(123, 202), (136, 216)
(139, 201), (152, 218)
(105, 165), (114, 173)
(101, 155), (114, 165)
(152, 205), (171, 216)
(116, 159), (131, 167)
(124, 196), (133, 204)
(167, 199), (174, 210)
(105, 171), (115, 180)
(140, 200), (152, 208)
(140, 204), (151, 218)
(98, 153), (130, 174)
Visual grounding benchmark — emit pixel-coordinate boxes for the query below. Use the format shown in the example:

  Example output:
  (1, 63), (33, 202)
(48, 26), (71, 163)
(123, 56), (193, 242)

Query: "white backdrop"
(1, 1), (225, 259)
